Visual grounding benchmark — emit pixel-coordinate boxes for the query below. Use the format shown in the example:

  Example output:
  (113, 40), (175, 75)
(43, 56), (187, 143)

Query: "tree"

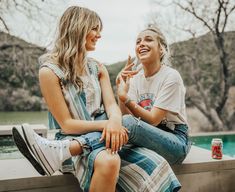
(0, 0), (60, 46)
(0, 0), (53, 111)
(153, 0), (235, 130)
(0, 0), (46, 32)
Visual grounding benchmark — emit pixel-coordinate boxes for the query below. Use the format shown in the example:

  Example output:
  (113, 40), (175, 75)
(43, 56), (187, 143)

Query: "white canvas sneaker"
(12, 126), (45, 175)
(12, 124), (71, 176)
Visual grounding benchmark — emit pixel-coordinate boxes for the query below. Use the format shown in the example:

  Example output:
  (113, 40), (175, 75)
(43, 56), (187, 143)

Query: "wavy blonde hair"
(143, 24), (171, 66)
(40, 6), (102, 87)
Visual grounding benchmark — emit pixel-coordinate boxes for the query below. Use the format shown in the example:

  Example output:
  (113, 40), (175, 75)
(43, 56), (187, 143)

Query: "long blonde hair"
(143, 24), (171, 66)
(40, 6), (102, 87)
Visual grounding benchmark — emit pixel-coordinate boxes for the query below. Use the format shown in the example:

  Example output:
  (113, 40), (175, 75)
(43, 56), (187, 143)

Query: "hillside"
(0, 32), (46, 110)
(170, 31), (235, 87)
(0, 31), (234, 111)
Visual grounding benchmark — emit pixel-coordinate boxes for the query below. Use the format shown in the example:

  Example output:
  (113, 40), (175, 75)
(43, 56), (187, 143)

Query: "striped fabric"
(117, 145), (181, 192)
(42, 60), (181, 192)
(80, 64), (103, 119)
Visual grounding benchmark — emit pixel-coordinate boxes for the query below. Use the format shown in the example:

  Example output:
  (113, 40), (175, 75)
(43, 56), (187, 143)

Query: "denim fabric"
(55, 131), (104, 155)
(54, 113), (107, 172)
(55, 112), (107, 151)
(122, 114), (191, 165)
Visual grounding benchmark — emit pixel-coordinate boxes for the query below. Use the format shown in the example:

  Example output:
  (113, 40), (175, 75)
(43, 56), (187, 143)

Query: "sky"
(4, 0), (156, 64)
(3, 0), (235, 64)
(76, 0), (154, 64)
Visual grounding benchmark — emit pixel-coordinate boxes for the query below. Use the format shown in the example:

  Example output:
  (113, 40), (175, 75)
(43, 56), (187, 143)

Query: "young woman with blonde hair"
(13, 6), (125, 192)
(13, 7), (181, 192)
(117, 25), (191, 165)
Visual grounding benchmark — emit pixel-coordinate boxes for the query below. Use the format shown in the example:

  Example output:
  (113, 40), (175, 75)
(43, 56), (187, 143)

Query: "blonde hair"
(40, 6), (102, 87)
(143, 24), (171, 66)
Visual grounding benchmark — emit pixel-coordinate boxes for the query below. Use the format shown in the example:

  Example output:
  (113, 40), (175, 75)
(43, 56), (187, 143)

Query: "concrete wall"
(178, 169), (235, 192)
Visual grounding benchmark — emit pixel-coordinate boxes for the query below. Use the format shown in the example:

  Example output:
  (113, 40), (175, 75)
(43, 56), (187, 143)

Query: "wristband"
(124, 97), (132, 105)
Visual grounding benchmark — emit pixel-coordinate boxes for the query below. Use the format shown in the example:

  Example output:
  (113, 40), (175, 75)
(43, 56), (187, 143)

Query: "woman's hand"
(116, 56), (141, 102)
(116, 55), (139, 85)
(117, 75), (130, 103)
(100, 119), (129, 153)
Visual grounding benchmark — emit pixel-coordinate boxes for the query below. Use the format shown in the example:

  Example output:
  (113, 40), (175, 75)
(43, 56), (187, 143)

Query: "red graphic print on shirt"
(137, 93), (155, 111)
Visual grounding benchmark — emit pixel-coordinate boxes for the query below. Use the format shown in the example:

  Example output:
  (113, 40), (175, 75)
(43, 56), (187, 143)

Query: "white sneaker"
(13, 124), (71, 176)
(12, 126), (45, 175)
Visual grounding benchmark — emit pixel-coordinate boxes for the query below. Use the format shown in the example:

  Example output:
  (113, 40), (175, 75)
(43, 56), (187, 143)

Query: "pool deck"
(1, 125), (235, 191)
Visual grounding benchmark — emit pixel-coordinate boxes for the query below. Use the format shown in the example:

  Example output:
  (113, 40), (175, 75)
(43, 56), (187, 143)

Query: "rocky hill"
(170, 31), (235, 88)
(0, 31), (234, 111)
(0, 32), (46, 110)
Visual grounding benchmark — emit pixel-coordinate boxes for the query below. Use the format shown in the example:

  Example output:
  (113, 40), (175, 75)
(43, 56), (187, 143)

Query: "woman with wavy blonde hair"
(13, 7), (181, 192)
(13, 6), (127, 192)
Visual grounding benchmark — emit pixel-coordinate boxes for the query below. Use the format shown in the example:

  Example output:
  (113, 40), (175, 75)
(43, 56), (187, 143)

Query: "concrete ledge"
(0, 124), (47, 138)
(173, 145), (234, 174)
(172, 146), (235, 192)
(0, 174), (81, 192)
(1, 146), (235, 192)
(189, 131), (235, 137)
(177, 169), (235, 192)
(1, 131), (235, 192)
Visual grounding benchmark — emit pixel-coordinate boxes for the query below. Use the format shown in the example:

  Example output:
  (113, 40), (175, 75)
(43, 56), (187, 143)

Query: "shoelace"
(34, 133), (66, 161)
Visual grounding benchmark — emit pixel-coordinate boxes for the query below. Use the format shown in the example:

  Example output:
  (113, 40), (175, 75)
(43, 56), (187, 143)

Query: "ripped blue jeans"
(122, 114), (191, 165)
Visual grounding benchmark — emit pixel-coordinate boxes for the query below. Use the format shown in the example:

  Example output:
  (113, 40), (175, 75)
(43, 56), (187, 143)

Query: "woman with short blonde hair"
(117, 24), (191, 165)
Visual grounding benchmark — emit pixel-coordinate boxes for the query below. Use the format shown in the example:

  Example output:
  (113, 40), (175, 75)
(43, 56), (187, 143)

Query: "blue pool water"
(191, 134), (235, 157)
(0, 136), (23, 159)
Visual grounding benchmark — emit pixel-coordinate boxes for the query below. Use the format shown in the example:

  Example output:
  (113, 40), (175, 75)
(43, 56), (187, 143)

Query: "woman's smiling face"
(135, 30), (161, 64)
(85, 25), (101, 51)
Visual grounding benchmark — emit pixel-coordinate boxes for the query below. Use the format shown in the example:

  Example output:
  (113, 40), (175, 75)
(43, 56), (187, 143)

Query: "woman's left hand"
(100, 119), (129, 153)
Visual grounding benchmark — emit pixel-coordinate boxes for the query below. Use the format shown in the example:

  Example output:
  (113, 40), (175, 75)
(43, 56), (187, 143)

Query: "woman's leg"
(122, 114), (189, 164)
(89, 150), (120, 192)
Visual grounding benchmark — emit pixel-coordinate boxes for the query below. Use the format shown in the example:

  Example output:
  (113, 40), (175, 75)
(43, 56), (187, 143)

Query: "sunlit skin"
(116, 30), (168, 126)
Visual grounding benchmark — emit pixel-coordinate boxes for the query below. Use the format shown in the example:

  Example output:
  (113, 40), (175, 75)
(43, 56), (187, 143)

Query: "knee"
(94, 151), (120, 178)
(122, 114), (137, 130)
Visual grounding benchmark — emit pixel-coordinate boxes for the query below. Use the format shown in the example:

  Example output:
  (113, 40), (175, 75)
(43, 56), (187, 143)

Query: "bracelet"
(124, 97), (132, 105)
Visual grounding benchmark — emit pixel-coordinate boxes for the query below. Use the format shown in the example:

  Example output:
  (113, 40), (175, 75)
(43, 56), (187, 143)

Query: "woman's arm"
(98, 63), (128, 152)
(117, 97), (133, 115)
(116, 57), (139, 115)
(39, 67), (107, 134)
(99, 63), (122, 123)
(118, 75), (167, 126)
(124, 99), (167, 126)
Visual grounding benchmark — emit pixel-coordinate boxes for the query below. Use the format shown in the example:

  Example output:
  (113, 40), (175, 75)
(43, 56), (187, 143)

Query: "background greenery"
(0, 31), (235, 132)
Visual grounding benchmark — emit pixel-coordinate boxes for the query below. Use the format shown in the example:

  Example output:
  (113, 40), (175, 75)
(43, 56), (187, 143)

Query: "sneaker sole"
(21, 124), (55, 176)
(12, 127), (46, 176)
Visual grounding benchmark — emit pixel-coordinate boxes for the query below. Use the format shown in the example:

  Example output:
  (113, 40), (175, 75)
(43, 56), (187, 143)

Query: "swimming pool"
(0, 136), (23, 160)
(191, 133), (235, 157)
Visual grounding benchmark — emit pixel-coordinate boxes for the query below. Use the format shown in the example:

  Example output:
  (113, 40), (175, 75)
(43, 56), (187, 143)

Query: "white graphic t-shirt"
(127, 65), (187, 129)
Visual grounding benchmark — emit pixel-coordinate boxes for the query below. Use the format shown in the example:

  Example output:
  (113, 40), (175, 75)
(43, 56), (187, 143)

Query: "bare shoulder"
(39, 67), (59, 84)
